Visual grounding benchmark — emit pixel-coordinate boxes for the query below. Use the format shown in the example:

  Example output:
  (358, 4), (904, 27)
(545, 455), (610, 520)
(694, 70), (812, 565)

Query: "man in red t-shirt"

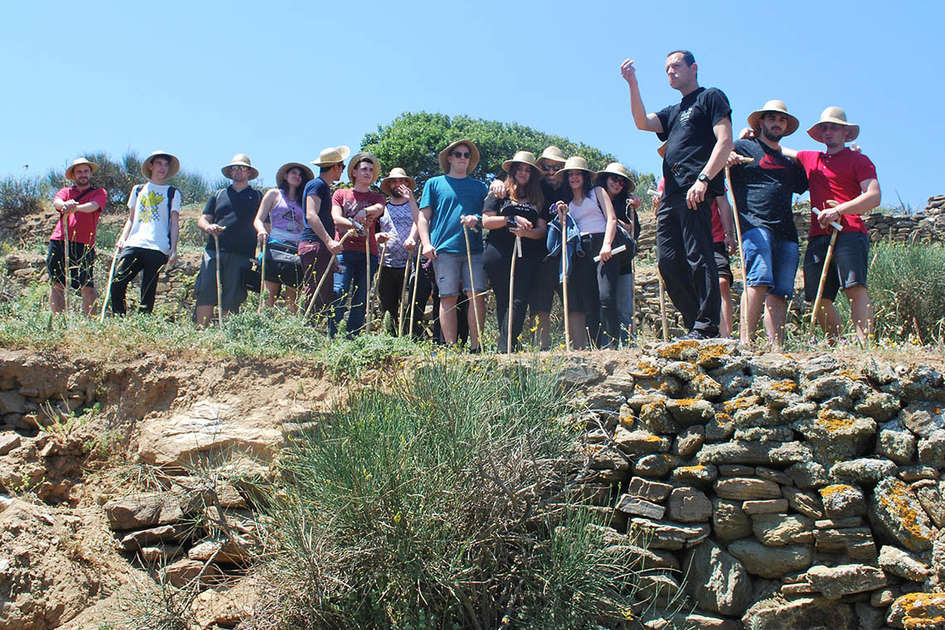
(47, 157), (108, 316)
(785, 107), (880, 343)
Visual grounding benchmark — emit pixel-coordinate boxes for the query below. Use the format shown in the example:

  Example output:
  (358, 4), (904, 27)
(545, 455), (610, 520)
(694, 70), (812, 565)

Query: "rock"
(626, 476), (673, 502)
(719, 464), (754, 476)
(557, 363), (603, 388)
(799, 354), (841, 380)
(0, 391), (26, 415)
(666, 398), (716, 428)
(715, 477), (782, 500)
(104, 492), (198, 531)
(901, 402), (945, 438)
(805, 374), (856, 401)
(643, 611), (742, 630)
(741, 596), (856, 630)
(791, 410), (876, 464)
(878, 545), (931, 581)
(755, 466), (794, 486)
(684, 540), (753, 616)
(887, 592), (945, 629)
(634, 453), (679, 478)
(734, 426), (794, 442)
(814, 517), (863, 528)
(918, 430), (945, 468)
(854, 391), (901, 422)
(727, 540), (813, 578)
(637, 397), (680, 433)
(615, 494), (665, 519)
(698, 441), (812, 466)
(671, 464), (718, 486)
(871, 587), (896, 607)
(713, 499), (752, 542)
(878, 427), (917, 465)
(119, 524), (188, 551)
(684, 373), (724, 400)
(704, 411), (735, 441)
(805, 564), (886, 599)
(751, 514), (814, 546)
(782, 487), (825, 519)
(786, 461), (830, 489)
(819, 484), (867, 519)
(899, 465), (939, 482)
(667, 487), (713, 523)
(162, 558), (223, 588)
(673, 425), (705, 459)
(188, 537), (253, 564)
(612, 427), (670, 456)
(0, 433), (20, 456)
(629, 517), (710, 550)
(870, 477), (935, 552)
(749, 353), (800, 379)
(914, 480), (945, 527)
(854, 601), (884, 630)
(830, 457), (897, 486)
(813, 527), (877, 559)
(742, 499), (789, 515)
(191, 584), (255, 630)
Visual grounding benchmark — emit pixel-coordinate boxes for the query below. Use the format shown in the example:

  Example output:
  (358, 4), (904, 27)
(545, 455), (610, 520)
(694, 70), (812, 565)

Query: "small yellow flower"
(621, 609), (634, 621)
(393, 512), (402, 524)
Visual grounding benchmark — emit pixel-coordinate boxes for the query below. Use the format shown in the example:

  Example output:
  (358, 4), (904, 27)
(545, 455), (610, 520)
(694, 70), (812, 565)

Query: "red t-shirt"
(796, 148), (877, 237)
(331, 188), (387, 256)
(710, 199), (725, 244)
(49, 186), (107, 245)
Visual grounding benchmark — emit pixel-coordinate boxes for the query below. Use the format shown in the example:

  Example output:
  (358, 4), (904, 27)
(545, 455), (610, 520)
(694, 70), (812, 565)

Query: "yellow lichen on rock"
(657, 340), (700, 359)
(819, 484), (854, 498)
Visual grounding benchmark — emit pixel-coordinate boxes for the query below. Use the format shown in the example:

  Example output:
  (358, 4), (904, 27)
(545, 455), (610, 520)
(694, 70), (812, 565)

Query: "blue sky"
(3, 0), (938, 211)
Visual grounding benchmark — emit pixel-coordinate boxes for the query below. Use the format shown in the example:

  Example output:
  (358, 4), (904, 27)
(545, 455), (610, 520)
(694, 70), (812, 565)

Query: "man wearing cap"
(298, 146), (349, 329)
(621, 50), (733, 339)
(331, 152), (388, 336)
(793, 107), (880, 343)
(109, 151), (182, 315)
(47, 158), (108, 316)
(727, 101), (808, 347)
(193, 154), (262, 326)
(417, 139), (488, 350)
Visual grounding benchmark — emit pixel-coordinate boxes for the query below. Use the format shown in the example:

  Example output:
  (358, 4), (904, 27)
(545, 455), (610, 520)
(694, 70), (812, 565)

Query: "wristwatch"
(697, 173), (710, 184)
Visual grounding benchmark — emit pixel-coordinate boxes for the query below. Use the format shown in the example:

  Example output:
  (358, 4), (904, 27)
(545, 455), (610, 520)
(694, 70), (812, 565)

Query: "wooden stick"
(303, 229), (356, 320)
(809, 202), (842, 336)
(213, 233), (223, 330)
(507, 235), (521, 354)
(408, 244), (422, 338)
(99, 244), (121, 322)
(461, 222), (482, 346)
(397, 250), (412, 337)
(258, 239), (267, 313)
(61, 212), (70, 313)
(364, 233), (372, 334)
(657, 270), (669, 341)
(558, 205), (571, 351)
(725, 166), (749, 341)
(373, 242), (388, 296)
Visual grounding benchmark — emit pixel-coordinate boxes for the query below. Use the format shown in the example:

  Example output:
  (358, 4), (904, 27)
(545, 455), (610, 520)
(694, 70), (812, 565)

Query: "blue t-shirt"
(420, 175), (488, 255)
(300, 177), (333, 244)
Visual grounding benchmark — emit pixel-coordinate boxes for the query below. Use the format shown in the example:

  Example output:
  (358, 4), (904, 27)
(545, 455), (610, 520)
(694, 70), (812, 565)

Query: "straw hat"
(501, 150), (541, 175)
(597, 162), (636, 188)
(311, 145), (351, 168)
(65, 157), (98, 180)
(554, 156), (594, 183)
(808, 106), (860, 143)
(380, 167), (417, 196)
(438, 139), (480, 173)
(222, 154), (259, 180)
(538, 146), (567, 164)
(347, 152), (381, 184)
(747, 100), (799, 136)
(141, 151), (181, 179)
(275, 162), (315, 189)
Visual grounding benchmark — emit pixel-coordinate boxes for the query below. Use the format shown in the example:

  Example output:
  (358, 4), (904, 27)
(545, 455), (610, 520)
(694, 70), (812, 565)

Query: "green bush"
(251, 360), (663, 629)
(865, 242), (945, 342)
(0, 175), (49, 219)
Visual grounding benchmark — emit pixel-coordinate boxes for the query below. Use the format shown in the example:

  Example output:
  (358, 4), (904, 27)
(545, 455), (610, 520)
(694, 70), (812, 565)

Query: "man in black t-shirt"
(727, 100), (808, 347)
(193, 154), (262, 326)
(621, 51), (733, 339)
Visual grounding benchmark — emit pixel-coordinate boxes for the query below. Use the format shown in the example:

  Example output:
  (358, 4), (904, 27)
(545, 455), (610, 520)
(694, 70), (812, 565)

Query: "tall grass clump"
(0, 174), (48, 219)
(251, 360), (663, 629)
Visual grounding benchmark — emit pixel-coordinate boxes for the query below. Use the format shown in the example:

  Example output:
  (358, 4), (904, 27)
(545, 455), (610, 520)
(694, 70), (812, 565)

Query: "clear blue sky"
(3, 0), (938, 210)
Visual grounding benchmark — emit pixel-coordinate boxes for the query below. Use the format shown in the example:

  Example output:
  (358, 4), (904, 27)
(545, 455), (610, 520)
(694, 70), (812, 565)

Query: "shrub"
(865, 242), (945, 342)
(251, 360), (664, 629)
(0, 174), (48, 219)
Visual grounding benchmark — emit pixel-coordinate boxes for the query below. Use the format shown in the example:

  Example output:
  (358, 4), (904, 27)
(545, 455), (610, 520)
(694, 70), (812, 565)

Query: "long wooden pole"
(61, 213), (70, 314)
(809, 202), (843, 336)
(657, 271), (669, 340)
(303, 229), (356, 321)
(364, 233), (372, 334)
(213, 233), (223, 330)
(506, 236), (521, 354)
(258, 239), (267, 313)
(397, 251), (412, 337)
(99, 244), (121, 322)
(558, 204), (571, 351)
(408, 244), (422, 338)
(725, 165), (749, 341)
(462, 222), (482, 346)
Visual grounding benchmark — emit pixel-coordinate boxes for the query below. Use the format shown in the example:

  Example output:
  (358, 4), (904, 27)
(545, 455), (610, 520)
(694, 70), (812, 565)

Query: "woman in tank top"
(553, 156), (619, 349)
(254, 162), (313, 312)
(597, 162), (641, 346)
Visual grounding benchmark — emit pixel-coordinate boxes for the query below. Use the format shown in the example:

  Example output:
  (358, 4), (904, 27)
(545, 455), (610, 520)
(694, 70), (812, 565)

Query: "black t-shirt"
(202, 185), (262, 257)
(300, 177), (332, 244)
(657, 87), (732, 197)
(540, 179), (568, 206)
(730, 138), (808, 242)
(483, 194), (546, 257)
(612, 192), (642, 241)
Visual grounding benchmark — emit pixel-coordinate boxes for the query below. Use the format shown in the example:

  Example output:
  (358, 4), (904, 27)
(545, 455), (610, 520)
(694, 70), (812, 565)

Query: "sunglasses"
(540, 163), (561, 172)
(230, 165), (248, 172)
(452, 151), (471, 159)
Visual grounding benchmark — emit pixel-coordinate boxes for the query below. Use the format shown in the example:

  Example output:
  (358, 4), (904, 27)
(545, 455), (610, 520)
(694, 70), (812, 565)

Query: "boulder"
(625, 476), (673, 502)
(914, 479), (945, 528)
(901, 402), (945, 437)
(715, 477), (782, 500)
(672, 425), (705, 458)
(665, 398), (715, 426)
(829, 457), (897, 486)
(869, 477), (935, 552)
(667, 487), (712, 523)
(804, 563), (886, 599)
(629, 517), (710, 550)
(785, 461), (830, 489)
(615, 494), (665, 520)
(878, 545), (930, 581)
(613, 427), (670, 456)
(713, 499), (752, 542)
(887, 592), (945, 629)
(742, 499), (788, 515)
(727, 540), (813, 578)
(742, 596), (856, 630)
(104, 492), (198, 531)
(684, 540), (753, 616)
(918, 430), (945, 468)
(782, 487), (825, 519)
(698, 441), (811, 466)
(877, 426), (917, 464)
(819, 484), (867, 519)
(791, 410), (876, 464)
(751, 513), (814, 546)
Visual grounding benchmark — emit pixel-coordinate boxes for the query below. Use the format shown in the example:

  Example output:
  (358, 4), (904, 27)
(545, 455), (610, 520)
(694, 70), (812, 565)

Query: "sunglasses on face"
(452, 151), (471, 159)
(540, 163), (560, 172)
(230, 165), (247, 172)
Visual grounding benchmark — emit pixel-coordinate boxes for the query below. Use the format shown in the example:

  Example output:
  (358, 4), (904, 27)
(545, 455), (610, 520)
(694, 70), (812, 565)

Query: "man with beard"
(727, 100), (808, 347)
(48, 157), (108, 316)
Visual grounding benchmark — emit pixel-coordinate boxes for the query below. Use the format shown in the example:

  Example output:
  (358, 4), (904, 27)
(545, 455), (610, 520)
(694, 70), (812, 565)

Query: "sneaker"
(676, 329), (713, 341)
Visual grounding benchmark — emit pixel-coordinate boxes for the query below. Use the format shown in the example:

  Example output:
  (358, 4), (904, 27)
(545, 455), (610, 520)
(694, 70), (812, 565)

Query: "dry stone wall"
(561, 340), (945, 629)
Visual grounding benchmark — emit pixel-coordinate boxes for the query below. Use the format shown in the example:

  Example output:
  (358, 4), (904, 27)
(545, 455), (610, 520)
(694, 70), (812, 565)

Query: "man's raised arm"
(621, 59), (663, 134)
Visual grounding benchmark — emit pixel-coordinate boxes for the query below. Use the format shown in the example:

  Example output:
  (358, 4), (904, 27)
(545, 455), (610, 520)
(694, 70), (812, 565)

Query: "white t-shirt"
(124, 183), (181, 254)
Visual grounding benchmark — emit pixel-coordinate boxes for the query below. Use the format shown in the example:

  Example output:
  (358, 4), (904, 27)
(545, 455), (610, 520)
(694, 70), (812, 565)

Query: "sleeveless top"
(569, 190), (607, 235)
(268, 190), (305, 245)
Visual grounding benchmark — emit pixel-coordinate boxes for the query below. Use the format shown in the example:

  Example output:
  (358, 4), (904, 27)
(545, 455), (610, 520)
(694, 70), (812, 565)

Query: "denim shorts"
(803, 232), (869, 302)
(742, 227), (800, 299)
(432, 251), (487, 297)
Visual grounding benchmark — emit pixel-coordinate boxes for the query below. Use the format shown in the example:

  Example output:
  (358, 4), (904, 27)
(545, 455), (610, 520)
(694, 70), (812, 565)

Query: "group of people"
(44, 48), (881, 350)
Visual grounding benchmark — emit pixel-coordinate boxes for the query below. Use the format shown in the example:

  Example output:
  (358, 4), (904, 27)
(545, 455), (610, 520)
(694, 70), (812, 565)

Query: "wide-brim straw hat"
(438, 139), (480, 174)
(276, 162), (315, 189)
(222, 154), (259, 180)
(65, 157), (99, 180)
(538, 145), (567, 164)
(347, 152), (381, 184)
(555, 156), (594, 183)
(747, 100), (799, 136)
(597, 162), (636, 188)
(141, 151), (181, 179)
(311, 145), (351, 168)
(808, 106), (859, 143)
(380, 167), (417, 196)
(501, 150), (541, 175)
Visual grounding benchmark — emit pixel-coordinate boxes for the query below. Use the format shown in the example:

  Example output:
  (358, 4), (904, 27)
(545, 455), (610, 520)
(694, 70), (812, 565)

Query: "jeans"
(616, 271), (634, 345)
(334, 250), (379, 337)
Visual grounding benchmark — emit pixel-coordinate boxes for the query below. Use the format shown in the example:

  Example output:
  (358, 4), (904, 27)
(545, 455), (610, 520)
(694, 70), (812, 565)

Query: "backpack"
(132, 183), (178, 241)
